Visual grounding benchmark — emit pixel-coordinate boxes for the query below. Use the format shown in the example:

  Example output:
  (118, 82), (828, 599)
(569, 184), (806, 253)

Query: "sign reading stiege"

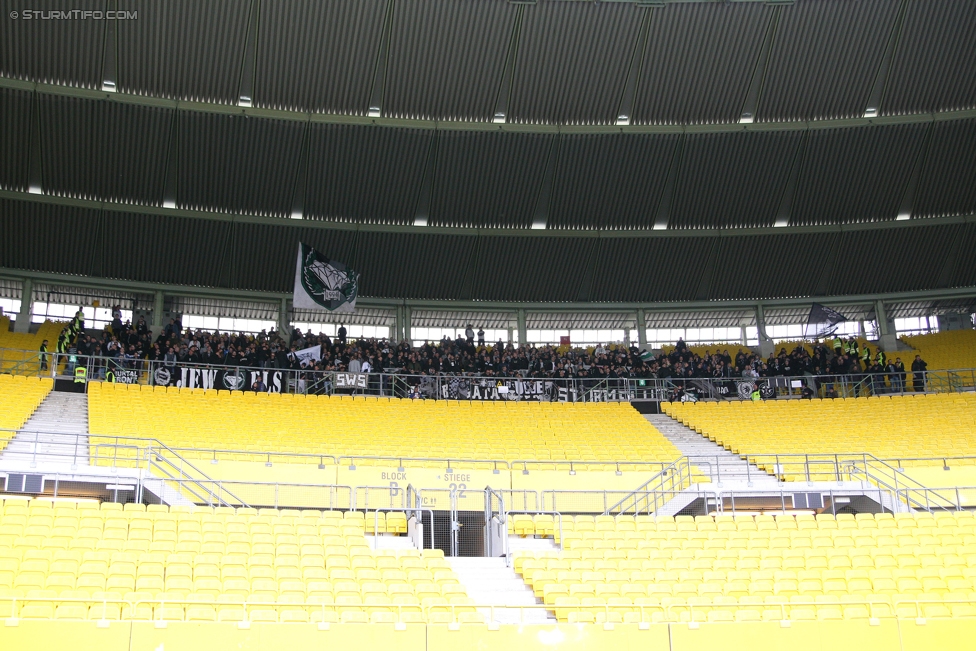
(293, 244), (359, 313)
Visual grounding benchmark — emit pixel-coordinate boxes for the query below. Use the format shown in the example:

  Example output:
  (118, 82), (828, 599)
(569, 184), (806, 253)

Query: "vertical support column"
(278, 297), (290, 341)
(151, 291), (164, 336)
(516, 309), (527, 348)
(755, 303), (773, 358)
(740, 325), (748, 347)
(403, 305), (412, 345)
(636, 309), (648, 350)
(14, 278), (34, 333)
(858, 320), (866, 338)
(507, 328), (514, 346)
(876, 299), (898, 352)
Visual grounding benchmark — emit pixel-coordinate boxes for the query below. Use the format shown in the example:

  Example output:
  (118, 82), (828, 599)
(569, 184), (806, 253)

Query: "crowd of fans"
(51, 314), (925, 394)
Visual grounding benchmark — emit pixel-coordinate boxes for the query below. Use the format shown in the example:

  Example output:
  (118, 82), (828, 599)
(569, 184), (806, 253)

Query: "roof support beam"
(237, 0), (261, 107)
(492, 6), (524, 124)
(3, 188), (975, 239)
(531, 137), (558, 229)
(413, 134), (438, 227)
(652, 134), (684, 230)
(774, 130), (808, 227)
(367, 0), (396, 118)
(100, 0), (119, 92)
(27, 93), (43, 194)
(738, 6), (780, 124)
(2, 267), (971, 315)
(290, 122), (311, 220)
(161, 111), (179, 209)
(615, 7), (651, 126)
(4, 76), (973, 135)
(863, 0), (909, 118)
(895, 121), (933, 221)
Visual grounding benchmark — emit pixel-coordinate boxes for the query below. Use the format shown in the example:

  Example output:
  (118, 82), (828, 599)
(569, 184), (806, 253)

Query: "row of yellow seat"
(0, 375), (52, 452)
(902, 329), (976, 374)
(0, 320), (67, 375)
(662, 392), (976, 478)
(514, 512), (976, 622)
(0, 497), (467, 623)
(88, 383), (682, 466)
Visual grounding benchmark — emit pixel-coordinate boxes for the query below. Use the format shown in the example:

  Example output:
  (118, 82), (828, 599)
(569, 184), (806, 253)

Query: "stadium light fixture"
(896, 211), (911, 221)
(493, 112), (506, 124)
(368, 107), (381, 118)
(414, 215), (429, 227)
(739, 113), (754, 124)
(774, 216), (789, 227)
(101, 81), (116, 93)
(863, 107), (878, 118)
(616, 115), (630, 126)
(238, 95), (252, 108)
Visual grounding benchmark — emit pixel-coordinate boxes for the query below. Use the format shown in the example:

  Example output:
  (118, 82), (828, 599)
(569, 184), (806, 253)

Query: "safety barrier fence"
(4, 347), (976, 401)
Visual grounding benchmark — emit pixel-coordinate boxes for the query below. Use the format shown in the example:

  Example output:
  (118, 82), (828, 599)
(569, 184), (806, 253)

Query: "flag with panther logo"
(293, 243), (359, 313)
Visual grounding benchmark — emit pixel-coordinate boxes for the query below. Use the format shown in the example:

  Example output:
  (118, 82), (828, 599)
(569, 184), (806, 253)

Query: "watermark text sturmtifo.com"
(9, 9), (137, 20)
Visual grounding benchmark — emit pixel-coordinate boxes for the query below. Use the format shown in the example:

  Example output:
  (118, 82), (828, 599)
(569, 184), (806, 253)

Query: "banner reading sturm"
(293, 243), (359, 313)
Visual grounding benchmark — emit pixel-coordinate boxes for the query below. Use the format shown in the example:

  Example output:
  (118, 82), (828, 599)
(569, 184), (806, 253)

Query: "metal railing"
(604, 458), (698, 516)
(6, 346), (973, 401)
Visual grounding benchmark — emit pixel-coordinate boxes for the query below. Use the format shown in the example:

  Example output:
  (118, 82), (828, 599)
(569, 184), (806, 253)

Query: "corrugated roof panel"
(669, 130), (801, 229)
(883, 0), (976, 116)
(708, 233), (835, 300)
(384, 0), (517, 121)
(827, 225), (962, 295)
(172, 296), (278, 320)
(412, 310), (515, 328)
(428, 131), (552, 228)
(252, 0), (385, 114)
(643, 311), (755, 329)
(790, 124), (928, 226)
(632, 2), (771, 126)
(0, 0), (106, 88)
(507, 2), (642, 125)
(467, 236), (596, 302)
(117, 0), (249, 103)
(90, 210), (234, 287)
(526, 313), (635, 329)
(293, 307), (394, 327)
(0, 197), (100, 276)
(764, 304), (874, 324)
(950, 223), (976, 288)
(588, 238), (713, 302)
(37, 93), (172, 205)
(758, 0), (898, 122)
(548, 133), (677, 230)
(178, 111), (304, 218)
(304, 124), (433, 225)
(913, 119), (976, 219)
(222, 222), (359, 293)
(0, 87), (32, 192)
(351, 232), (478, 300)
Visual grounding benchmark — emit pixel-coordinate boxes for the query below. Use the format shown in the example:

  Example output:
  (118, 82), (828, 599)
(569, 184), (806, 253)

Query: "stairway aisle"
(646, 413), (780, 486)
(448, 556), (554, 624)
(2, 390), (90, 467)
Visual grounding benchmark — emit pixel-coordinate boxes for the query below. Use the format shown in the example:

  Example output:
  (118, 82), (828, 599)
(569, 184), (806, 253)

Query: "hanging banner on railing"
(335, 373), (368, 389)
(114, 369), (140, 384)
(152, 366), (286, 393)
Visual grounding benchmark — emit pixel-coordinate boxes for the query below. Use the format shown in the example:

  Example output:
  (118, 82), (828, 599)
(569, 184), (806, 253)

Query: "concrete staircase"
(447, 557), (553, 624)
(646, 413), (780, 486)
(507, 535), (558, 555)
(2, 391), (89, 467)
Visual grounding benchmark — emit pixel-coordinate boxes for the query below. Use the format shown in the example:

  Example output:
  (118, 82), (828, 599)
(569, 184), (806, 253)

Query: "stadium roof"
(1, 0), (975, 307)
